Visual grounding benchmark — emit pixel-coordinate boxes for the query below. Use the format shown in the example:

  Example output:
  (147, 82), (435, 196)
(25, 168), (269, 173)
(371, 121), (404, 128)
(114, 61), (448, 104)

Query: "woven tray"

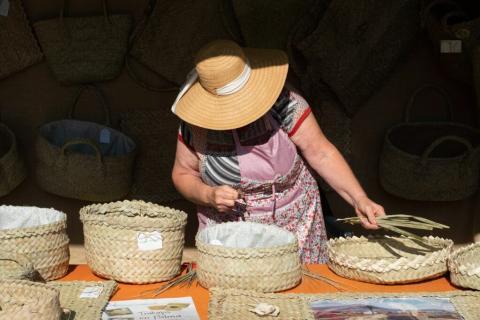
(48, 280), (117, 320)
(80, 200), (187, 284)
(196, 222), (302, 292)
(209, 288), (480, 320)
(0, 280), (62, 320)
(0, 205), (70, 281)
(449, 243), (480, 290)
(327, 236), (453, 284)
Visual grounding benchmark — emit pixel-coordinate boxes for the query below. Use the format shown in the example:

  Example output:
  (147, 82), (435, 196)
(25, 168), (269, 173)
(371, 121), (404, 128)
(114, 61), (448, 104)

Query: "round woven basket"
(449, 243), (480, 290)
(327, 236), (453, 284)
(0, 280), (62, 320)
(0, 251), (37, 281)
(80, 200), (187, 284)
(0, 123), (27, 197)
(0, 206), (70, 281)
(196, 222), (302, 292)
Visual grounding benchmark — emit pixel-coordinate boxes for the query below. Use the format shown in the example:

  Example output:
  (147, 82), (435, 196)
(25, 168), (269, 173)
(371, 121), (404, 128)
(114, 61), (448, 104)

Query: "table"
(61, 264), (458, 319)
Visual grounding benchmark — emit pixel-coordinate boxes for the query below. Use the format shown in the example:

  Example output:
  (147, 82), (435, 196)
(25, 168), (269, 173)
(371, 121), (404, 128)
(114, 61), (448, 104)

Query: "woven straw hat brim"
(174, 48), (288, 130)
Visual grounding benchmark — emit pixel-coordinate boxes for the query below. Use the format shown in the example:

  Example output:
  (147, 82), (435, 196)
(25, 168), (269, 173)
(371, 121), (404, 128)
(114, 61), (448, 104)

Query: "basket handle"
(421, 135), (473, 165)
(0, 251), (34, 275)
(61, 139), (103, 164)
(60, 0), (110, 24)
(421, 0), (461, 27)
(405, 85), (453, 123)
(69, 84), (111, 126)
(441, 11), (471, 38)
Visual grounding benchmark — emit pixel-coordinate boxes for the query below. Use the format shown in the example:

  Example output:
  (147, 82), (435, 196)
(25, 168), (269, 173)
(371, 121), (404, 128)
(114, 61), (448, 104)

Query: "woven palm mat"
(209, 288), (480, 320)
(120, 109), (182, 203)
(48, 280), (117, 320)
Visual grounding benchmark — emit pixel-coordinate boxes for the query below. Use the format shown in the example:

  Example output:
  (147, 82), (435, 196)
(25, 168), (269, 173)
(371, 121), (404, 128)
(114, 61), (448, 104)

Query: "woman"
(171, 40), (385, 263)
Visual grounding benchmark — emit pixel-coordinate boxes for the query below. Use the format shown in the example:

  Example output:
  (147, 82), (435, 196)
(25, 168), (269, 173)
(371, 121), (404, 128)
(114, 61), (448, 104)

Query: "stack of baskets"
(327, 236), (453, 284)
(449, 243), (480, 290)
(80, 200), (187, 284)
(195, 222), (302, 292)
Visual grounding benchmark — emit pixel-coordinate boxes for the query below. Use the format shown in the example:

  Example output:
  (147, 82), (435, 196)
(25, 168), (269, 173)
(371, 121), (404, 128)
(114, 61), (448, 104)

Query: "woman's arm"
(171, 140), (239, 212)
(290, 113), (385, 229)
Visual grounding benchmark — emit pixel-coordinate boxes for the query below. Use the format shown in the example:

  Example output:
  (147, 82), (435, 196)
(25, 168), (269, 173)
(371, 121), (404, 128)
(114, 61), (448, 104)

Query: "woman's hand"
(207, 185), (240, 213)
(353, 195), (386, 230)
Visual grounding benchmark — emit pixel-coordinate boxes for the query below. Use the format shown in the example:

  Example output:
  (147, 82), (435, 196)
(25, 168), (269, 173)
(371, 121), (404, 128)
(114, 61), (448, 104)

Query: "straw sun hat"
(171, 40), (288, 130)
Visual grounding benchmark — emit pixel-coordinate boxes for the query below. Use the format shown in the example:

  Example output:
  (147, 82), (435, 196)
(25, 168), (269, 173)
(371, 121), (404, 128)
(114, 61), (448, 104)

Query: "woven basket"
(449, 243), (480, 290)
(327, 236), (453, 284)
(35, 85), (137, 202)
(80, 200), (187, 284)
(0, 280), (62, 319)
(0, 251), (37, 281)
(196, 222), (302, 292)
(0, 0), (43, 79)
(33, 0), (131, 84)
(0, 123), (26, 197)
(0, 205), (70, 281)
(379, 86), (480, 201)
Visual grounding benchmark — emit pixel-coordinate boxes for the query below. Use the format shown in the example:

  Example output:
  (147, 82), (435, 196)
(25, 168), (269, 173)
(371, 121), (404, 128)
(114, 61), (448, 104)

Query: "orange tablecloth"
(61, 264), (458, 319)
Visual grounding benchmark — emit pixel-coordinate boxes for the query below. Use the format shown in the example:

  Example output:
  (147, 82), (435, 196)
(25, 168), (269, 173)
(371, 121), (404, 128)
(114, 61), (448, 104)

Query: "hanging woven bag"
(35, 85), (137, 202)
(0, 0), (43, 79)
(0, 122), (26, 197)
(379, 85), (480, 201)
(33, 0), (131, 84)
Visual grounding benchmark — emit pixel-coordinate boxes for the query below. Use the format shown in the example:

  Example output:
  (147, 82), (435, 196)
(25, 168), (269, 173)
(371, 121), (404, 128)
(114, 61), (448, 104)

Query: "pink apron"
(197, 115), (328, 263)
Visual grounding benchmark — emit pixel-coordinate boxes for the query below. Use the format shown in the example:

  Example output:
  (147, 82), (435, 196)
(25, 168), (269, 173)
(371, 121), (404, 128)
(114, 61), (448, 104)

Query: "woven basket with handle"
(35, 85), (137, 202)
(33, 0), (131, 84)
(327, 236), (453, 284)
(196, 221), (302, 292)
(449, 242), (480, 290)
(0, 0), (43, 79)
(0, 122), (26, 197)
(0, 205), (70, 281)
(0, 280), (62, 320)
(80, 200), (187, 284)
(379, 85), (480, 201)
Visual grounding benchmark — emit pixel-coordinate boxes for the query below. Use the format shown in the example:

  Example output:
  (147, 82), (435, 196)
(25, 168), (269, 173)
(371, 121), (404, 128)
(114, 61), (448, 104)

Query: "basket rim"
(0, 123), (17, 160)
(327, 235), (453, 273)
(449, 243), (480, 277)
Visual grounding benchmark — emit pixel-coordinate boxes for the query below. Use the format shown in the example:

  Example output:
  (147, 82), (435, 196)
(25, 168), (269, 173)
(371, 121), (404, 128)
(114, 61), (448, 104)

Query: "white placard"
(79, 286), (103, 299)
(440, 40), (462, 53)
(137, 231), (163, 251)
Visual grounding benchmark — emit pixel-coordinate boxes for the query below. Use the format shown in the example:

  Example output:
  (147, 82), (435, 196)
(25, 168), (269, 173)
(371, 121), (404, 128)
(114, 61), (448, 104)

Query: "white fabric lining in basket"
(0, 206), (65, 230)
(197, 222), (296, 248)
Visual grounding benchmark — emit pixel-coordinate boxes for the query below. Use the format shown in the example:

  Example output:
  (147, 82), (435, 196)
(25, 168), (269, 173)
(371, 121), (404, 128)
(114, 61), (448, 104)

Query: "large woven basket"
(327, 236), (453, 284)
(80, 200), (187, 284)
(35, 85), (137, 202)
(0, 0), (43, 79)
(0, 251), (37, 281)
(449, 243), (480, 290)
(0, 205), (70, 281)
(196, 222), (302, 292)
(0, 280), (62, 320)
(0, 123), (26, 197)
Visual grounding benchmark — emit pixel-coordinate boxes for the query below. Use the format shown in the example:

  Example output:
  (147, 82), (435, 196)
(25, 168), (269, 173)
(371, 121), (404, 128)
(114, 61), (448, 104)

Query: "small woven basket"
(0, 251), (37, 281)
(327, 236), (453, 284)
(449, 243), (480, 290)
(196, 222), (302, 292)
(80, 200), (187, 284)
(0, 123), (27, 197)
(0, 280), (62, 320)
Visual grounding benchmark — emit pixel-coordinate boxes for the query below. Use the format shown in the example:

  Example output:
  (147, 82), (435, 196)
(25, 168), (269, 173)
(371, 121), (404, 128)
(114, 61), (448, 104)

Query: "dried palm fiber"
(35, 85), (137, 202)
(80, 200), (187, 284)
(33, 0), (131, 84)
(379, 85), (480, 201)
(231, 0), (315, 50)
(0, 205), (69, 281)
(209, 288), (480, 320)
(196, 222), (302, 292)
(0, 280), (62, 320)
(128, 0), (239, 88)
(295, 0), (420, 117)
(120, 108), (181, 203)
(0, 0), (43, 79)
(449, 243), (480, 290)
(48, 280), (117, 320)
(0, 251), (37, 281)
(327, 236), (453, 284)
(0, 122), (26, 197)
(422, 0), (480, 85)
